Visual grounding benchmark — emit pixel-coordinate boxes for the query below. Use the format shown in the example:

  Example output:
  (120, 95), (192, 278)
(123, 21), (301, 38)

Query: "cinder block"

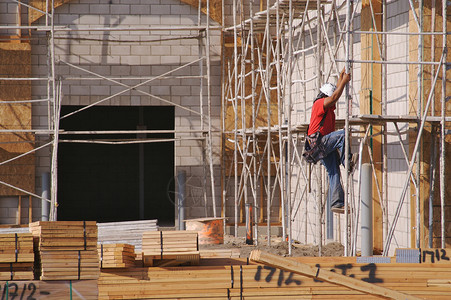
(151, 5), (170, 15)
(90, 4), (110, 14)
(70, 85), (87, 95)
(150, 85), (170, 96)
(151, 45), (171, 56)
(91, 85), (110, 96)
(121, 56), (141, 65)
(161, 56), (180, 65)
(171, 86), (190, 96)
(131, 5), (150, 15)
(131, 45), (151, 56)
(69, 4), (89, 14)
(58, 14), (79, 25)
(111, 45), (131, 56)
(161, 15), (181, 25)
(130, 65), (150, 76)
(111, 65), (131, 76)
(141, 55), (161, 65)
(79, 15), (100, 25)
(111, 4), (130, 15)
(106, 55), (121, 64)
(131, 96), (141, 106)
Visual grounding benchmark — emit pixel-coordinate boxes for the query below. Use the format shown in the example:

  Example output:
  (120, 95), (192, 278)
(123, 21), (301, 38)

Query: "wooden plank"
(249, 250), (421, 300)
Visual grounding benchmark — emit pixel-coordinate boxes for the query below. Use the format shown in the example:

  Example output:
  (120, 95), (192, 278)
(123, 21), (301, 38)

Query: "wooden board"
(98, 243), (135, 268)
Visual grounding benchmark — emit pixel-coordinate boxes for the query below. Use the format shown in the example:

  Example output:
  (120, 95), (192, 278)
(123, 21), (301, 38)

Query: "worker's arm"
(323, 69), (351, 109)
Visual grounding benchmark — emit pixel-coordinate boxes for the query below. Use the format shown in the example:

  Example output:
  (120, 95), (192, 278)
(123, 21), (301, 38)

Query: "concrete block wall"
(23, 0), (222, 224)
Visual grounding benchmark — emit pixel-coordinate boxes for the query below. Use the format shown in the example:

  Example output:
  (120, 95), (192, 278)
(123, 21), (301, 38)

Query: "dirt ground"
(199, 234), (344, 258)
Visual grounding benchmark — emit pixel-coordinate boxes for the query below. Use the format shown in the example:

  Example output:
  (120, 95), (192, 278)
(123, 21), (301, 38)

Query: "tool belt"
(302, 131), (326, 164)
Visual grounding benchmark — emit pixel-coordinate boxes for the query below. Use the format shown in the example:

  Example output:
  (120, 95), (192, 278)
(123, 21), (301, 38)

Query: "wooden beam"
(249, 250), (421, 300)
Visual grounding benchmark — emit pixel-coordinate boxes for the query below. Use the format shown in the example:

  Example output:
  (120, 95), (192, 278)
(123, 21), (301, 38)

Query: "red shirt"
(307, 98), (336, 136)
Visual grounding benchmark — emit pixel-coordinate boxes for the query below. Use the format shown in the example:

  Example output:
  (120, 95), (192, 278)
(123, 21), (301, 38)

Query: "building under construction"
(0, 0), (450, 259)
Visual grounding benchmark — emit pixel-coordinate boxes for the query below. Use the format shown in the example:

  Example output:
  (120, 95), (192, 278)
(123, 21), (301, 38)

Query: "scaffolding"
(0, 0), (220, 224)
(222, 0), (449, 256)
(1, 0), (450, 256)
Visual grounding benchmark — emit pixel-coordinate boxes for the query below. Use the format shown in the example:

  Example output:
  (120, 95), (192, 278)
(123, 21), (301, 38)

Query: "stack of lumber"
(142, 230), (199, 267)
(30, 221), (97, 251)
(0, 233), (34, 280)
(98, 243), (135, 268)
(30, 221), (100, 281)
(97, 219), (158, 252)
(98, 253), (451, 299)
(0, 280), (98, 299)
(39, 250), (100, 280)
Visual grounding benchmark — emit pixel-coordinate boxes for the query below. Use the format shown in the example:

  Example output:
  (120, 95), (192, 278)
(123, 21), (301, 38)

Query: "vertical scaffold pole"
(415, 0), (424, 249)
(266, 0), (272, 246)
(233, 0), (239, 237)
(344, 0), (352, 256)
(287, 0), (293, 256)
(275, 0), (286, 242)
(316, 0), (323, 257)
(206, 0), (217, 218)
(440, 0), (447, 249)
(49, 0), (58, 221)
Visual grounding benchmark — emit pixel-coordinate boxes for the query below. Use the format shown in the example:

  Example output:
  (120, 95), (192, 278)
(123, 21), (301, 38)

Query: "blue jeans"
(319, 129), (351, 207)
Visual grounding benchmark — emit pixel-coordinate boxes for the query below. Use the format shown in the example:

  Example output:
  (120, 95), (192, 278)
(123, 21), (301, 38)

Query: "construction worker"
(305, 68), (356, 213)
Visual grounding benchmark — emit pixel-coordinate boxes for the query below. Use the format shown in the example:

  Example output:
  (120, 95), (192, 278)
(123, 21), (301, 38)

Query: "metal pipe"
(361, 164), (373, 257)
(177, 171), (186, 230)
(316, 0), (322, 257)
(344, 0), (352, 257)
(286, 0), (294, 256)
(415, 0), (424, 250)
(41, 173), (50, 221)
(440, 0), (447, 249)
(266, 0), (272, 247)
(233, 0), (239, 238)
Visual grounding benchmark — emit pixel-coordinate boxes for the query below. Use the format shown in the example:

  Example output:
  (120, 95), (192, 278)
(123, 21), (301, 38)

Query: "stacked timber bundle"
(0, 233), (34, 280)
(98, 243), (135, 268)
(39, 250), (100, 280)
(29, 221), (97, 251)
(98, 252), (451, 299)
(97, 219), (158, 252)
(142, 230), (199, 267)
(29, 221), (100, 281)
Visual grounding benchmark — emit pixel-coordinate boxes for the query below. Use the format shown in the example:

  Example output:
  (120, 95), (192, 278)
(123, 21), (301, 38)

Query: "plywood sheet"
(0, 43), (35, 196)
